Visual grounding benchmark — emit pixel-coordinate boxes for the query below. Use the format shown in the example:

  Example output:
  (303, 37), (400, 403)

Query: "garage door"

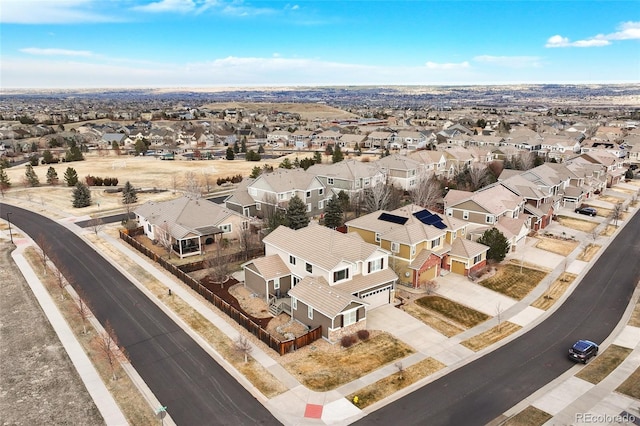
(419, 266), (437, 284)
(361, 286), (391, 309)
(451, 260), (466, 275)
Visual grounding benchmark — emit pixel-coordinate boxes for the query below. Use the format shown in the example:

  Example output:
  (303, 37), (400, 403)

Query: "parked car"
(568, 339), (599, 363)
(575, 206), (597, 216)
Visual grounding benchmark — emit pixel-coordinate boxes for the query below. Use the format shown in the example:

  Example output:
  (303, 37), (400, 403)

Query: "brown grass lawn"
(616, 366), (640, 399)
(401, 302), (465, 337)
(575, 345), (632, 384)
(415, 296), (490, 328)
(283, 333), (414, 391)
(598, 194), (627, 204)
(347, 357), (446, 409)
(555, 215), (599, 233)
(576, 244), (601, 262)
(479, 264), (547, 300)
(461, 322), (522, 351)
(535, 236), (579, 256)
(628, 301), (640, 327)
(600, 224), (618, 236)
(530, 272), (576, 310)
(503, 406), (553, 426)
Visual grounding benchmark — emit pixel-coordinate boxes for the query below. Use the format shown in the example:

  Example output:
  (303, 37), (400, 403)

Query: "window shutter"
(340, 314), (344, 327)
(356, 308), (360, 322)
(381, 258), (384, 269)
(368, 262), (371, 273)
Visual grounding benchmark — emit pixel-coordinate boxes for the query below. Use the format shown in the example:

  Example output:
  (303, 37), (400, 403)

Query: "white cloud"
(425, 61), (470, 70)
(0, 0), (118, 24)
(474, 55), (542, 68)
(131, 0), (274, 17)
(546, 20), (640, 48)
(131, 0), (197, 14)
(20, 47), (94, 57)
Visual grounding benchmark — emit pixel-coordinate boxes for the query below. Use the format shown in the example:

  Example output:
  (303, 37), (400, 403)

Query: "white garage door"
(361, 286), (392, 309)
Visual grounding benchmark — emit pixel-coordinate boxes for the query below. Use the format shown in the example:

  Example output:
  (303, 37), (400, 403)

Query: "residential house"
(375, 154), (421, 190)
(408, 150), (448, 176)
(134, 196), (250, 258)
(569, 151), (627, 187)
(306, 159), (386, 197)
(444, 184), (526, 229)
(339, 134), (367, 150)
(243, 224), (397, 341)
(367, 131), (393, 149)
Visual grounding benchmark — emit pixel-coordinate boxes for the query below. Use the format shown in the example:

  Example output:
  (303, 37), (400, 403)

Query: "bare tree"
(495, 302), (504, 332)
(424, 279), (439, 295)
(611, 202), (622, 227)
(35, 234), (51, 275)
(94, 322), (127, 381)
(394, 361), (404, 380)
(87, 216), (105, 236)
(467, 164), (491, 191)
(183, 171), (202, 197)
(201, 171), (214, 193)
(360, 182), (393, 213)
(518, 151), (537, 171)
(204, 242), (230, 286)
(51, 261), (69, 300)
(411, 171), (442, 209)
(238, 225), (257, 261)
(73, 290), (93, 334)
(233, 335), (253, 363)
(171, 173), (180, 194)
(156, 222), (173, 259)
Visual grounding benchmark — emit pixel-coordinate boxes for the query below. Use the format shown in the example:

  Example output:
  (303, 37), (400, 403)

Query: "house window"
(333, 268), (350, 283)
(318, 200), (324, 209)
(446, 209), (453, 216)
(364, 178), (370, 186)
(375, 232), (381, 242)
(307, 203), (312, 212)
(356, 179), (361, 188)
(318, 188), (324, 196)
(486, 215), (494, 224)
(343, 309), (357, 327)
(273, 277), (280, 290)
(308, 305), (313, 320)
(327, 178), (334, 185)
(289, 255), (296, 265)
(306, 262), (313, 273)
(256, 203), (261, 210)
(368, 258), (384, 273)
(219, 224), (232, 233)
(241, 221), (249, 230)
(463, 211), (469, 220)
(278, 193), (285, 200)
(291, 297), (297, 310)
(147, 224), (152, 232)
(430, 237), (440, 249)
(473, 254), (482, 264)
(292, 276), (300, 287)
(306, 190), (311, 198)
(391, 242), (400, 253)
(411, 245), (416, 256)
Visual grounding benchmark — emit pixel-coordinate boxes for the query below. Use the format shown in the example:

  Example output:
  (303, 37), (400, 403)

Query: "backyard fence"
(120, 229), (320, 355)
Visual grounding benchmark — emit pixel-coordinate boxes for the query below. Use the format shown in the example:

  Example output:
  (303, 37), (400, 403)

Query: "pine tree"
(122, 181), (138, 204)
(72, 182), (92, 208)
(64, 167), (79, 186)
(65, 139), (84, 162)
(257, 144), (265, 154)
(233, 140), (240, 154)
(323, 195), (344, 229)
(249, 166), (261, 178)
(286, 195), (310, 230)
(46, 166), (59, 185)
(0, 167), (11, 196)
(477, 228), (510, 262)
(332, 145), (344, 163)
(241, 137), (247, 153)
(279, 158), (293, 169)
(226, 147), (235, 160)
(25, 164), (40, 187)
(313, 151), (322, 164)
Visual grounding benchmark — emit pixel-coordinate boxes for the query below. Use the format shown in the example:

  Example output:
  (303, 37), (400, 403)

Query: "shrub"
(341, 334), (357, 348)
(356, 329), (370, 341)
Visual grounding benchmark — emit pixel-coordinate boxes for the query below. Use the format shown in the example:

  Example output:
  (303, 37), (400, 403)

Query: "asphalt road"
(360, 210), (640, 425)
(2, 203), (279, 426)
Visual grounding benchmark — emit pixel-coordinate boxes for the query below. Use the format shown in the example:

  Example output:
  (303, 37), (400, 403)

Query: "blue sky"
(1, 0), (639, 88)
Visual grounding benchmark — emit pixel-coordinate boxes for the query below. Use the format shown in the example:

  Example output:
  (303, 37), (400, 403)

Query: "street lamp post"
(6, 212), (13, 244)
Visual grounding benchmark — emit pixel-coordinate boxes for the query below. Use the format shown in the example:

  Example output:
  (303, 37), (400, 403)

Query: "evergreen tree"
(279, 158), (293, 169)
(122, 181), (138, 204)
(46, 166), (59, 185)
(285, 195), (310, 230)
(241, 137), (247, 153)
(293, 157), (301, 168)
(249, 166), (261, 179)
(64, 167), (79, 186)
(323, 195), (344, 229)
(0, 167), (11, 195)
(332, 145), (344, 163)
(225, 147), (235, 160)
(25, 164), (40, 187)
(42, 150), (56, 164)
(313, 151), (322, 164)
(233, 140), (240, 154)
(65, 139), (84, 162)
(72, 182), (92, 208)
(257, 144), (265, 154)
(246, 150), (261, 161)
(477, 228), (510, 262)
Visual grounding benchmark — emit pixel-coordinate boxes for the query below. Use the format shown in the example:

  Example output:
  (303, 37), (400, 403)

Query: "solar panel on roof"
(413, 209), (447, 229)
(378, 213), (408, 225)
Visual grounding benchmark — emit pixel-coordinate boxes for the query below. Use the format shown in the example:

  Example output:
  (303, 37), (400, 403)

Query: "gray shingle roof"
(289, 276), (365, 319)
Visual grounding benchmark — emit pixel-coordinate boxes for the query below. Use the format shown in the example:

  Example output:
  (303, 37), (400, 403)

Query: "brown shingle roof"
(288, 276), (365, 319)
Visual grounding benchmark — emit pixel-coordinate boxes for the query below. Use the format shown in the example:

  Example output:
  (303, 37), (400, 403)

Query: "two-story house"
(243, 224), (398, 341)
(306, 159), (386, 197)
(375, 154), (422, 190)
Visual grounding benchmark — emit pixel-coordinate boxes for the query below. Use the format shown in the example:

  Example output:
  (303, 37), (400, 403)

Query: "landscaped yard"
(479, 264), (547, 300)
(460, 322), (522, 351)
(530, 272), (576, 310)
(535, 236), (579, 256)
(416, 296), (490, 328)
(282, 333), (414, 391)
(346, 357), (446, 409)
(554, 215), (598, 233)
(576, 344), (632, 384)
(576, 244), (601, 262)
(401, 302), (465, 337)
(598, 194), (627, 204)
(503, 406), (552, 426)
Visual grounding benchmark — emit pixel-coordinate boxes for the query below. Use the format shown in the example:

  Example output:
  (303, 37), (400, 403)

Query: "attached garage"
(360, 285), (392, 309)
(451, 260), (467, 275)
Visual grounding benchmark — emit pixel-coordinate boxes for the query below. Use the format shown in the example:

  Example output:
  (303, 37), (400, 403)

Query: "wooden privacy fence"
(119, 230), (320, 355)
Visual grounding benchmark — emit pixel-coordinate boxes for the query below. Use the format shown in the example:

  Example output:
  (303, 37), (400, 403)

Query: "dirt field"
(200, 101), (358, 121)
(0, 242), (104, 425)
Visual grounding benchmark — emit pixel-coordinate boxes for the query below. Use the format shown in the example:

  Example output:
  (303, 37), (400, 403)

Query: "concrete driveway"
(436, 273), (518, 316)
(367, 305), (447, 352)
